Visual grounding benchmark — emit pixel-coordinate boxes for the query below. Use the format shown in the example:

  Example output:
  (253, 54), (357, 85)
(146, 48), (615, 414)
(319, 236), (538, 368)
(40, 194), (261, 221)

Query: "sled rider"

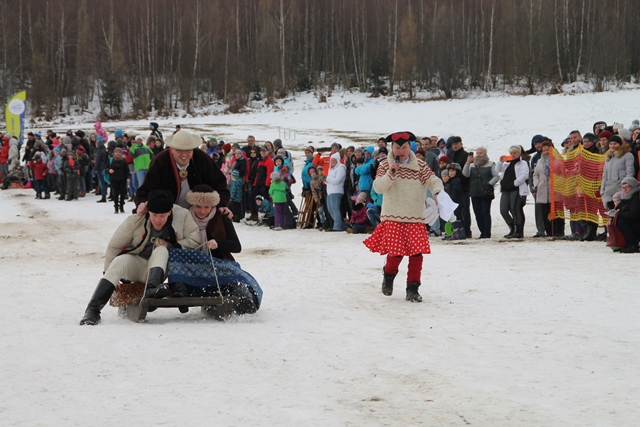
(79, 189), (201, 325)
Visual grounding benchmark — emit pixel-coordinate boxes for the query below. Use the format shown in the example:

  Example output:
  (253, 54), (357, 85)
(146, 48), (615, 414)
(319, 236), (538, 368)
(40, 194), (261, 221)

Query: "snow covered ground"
(2, 90), (640, 426)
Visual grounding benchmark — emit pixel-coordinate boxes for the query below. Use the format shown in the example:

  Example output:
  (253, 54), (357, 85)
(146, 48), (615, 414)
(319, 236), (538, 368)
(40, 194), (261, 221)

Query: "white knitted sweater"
(373, 151), (443, 223)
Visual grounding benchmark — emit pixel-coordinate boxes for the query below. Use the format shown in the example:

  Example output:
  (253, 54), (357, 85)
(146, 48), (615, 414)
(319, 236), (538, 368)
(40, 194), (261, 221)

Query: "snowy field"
(2, 89), (640, 426)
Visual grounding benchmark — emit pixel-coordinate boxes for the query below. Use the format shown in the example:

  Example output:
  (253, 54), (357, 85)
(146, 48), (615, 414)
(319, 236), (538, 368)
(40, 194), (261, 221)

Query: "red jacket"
(28, 160), (48, 180)
(0, 142), (8, 164)
(255, 155), (275, 187)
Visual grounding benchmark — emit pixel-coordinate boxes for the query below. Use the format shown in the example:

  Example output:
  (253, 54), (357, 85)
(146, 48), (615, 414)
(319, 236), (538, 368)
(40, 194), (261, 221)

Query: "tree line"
(1, 0), (638, 121)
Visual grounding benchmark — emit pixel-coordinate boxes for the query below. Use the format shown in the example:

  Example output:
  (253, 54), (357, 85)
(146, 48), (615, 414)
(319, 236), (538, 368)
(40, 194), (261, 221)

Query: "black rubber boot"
(170, 282), (190, 313)
(382, 271), (396, 296)
(144, 267), (169, 299)
(405, 282), (423, 303)
(79, 279), (116, 325)
(97, 197), (106, 203)
(503, 225), (515, 238)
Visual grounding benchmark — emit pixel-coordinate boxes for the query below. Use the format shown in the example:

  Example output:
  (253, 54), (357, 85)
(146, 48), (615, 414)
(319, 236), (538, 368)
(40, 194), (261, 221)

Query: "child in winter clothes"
(268, 171), (291, 230)
(62, 152), (81, 200)
(309, 166), (326, 228)
(108, 147), (130, 213)
(46, 151), (57, 194)
(28, 154), (50, 199)
(75, 146), (90, 197)
(255, 195), (275, 227)
(444, 163), (463, 221)
(349, 192), (372, 233)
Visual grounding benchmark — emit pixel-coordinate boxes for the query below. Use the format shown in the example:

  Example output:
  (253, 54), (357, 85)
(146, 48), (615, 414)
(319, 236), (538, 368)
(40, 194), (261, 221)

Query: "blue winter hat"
(115, 129), (124, 137)
(54, 147), (61, 153)
(97, 136), (104, 141)
(410, 141), (418, 152)
(34, 132), (41, 138)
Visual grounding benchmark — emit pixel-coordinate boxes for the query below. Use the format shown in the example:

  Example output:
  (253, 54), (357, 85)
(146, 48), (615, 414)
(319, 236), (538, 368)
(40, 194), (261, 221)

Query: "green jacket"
(268, 180), (288, 203)
(130, 144), (154, 171)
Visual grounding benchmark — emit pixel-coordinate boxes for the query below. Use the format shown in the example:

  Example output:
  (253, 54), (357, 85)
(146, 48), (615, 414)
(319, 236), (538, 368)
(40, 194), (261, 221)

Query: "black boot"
(503, 225), (515, 238)
(119, 203), (125, 213)
(406, 282), (423, 303)
(144, 267), (169, 299)
(382, 271), (396, 296)
(114, 205), (119, 214)
(44, 193), (51, 199)
(97, 197), (106, 203)
(511, 225), (524, 239)
(170, 282), (190, 313)
(79, 279), (116, 325)
(580, 223), (597, 242)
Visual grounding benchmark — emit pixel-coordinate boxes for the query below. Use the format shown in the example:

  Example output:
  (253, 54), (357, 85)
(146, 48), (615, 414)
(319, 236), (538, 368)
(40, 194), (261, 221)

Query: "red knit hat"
(598, 130), (612, 140)
(439, 155), (450, 164)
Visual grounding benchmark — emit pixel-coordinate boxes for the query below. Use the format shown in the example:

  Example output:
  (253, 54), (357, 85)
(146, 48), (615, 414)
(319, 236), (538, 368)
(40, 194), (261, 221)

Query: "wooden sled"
(110, 281), (236, 322)
(297, 191), (315, 229)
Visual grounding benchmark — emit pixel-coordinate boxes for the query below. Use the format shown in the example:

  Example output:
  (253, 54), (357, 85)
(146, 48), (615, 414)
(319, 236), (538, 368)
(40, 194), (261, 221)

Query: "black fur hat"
(147, 190), (174, 213)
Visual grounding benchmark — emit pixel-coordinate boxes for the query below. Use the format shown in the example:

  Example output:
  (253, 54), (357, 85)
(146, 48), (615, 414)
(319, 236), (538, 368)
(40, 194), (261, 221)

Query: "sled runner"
(296, 190), (315, 229)
(110, 281), (236, 322)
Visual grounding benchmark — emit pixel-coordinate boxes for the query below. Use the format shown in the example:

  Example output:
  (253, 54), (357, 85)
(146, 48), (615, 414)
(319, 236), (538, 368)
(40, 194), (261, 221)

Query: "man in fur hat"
(79, 189), (200, 325)
(135, 129), (230, 216)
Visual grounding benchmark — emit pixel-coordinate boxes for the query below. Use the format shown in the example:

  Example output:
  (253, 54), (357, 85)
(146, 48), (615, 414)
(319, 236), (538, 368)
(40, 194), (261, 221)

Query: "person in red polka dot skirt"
(364, 131), (443, 302)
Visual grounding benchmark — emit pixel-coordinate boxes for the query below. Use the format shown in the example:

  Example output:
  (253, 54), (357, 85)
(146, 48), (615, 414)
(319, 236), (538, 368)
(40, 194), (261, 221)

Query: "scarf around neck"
(190, 206), (217, 253)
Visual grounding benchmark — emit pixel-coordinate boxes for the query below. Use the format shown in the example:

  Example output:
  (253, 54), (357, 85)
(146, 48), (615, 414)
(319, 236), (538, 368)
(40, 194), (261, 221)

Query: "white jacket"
(496, 158), (530, 196)
(325, 152), (346, 195)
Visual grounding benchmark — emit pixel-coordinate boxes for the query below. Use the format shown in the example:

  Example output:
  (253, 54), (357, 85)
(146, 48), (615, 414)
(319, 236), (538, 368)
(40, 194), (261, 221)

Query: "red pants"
(383, 254), (423, 283)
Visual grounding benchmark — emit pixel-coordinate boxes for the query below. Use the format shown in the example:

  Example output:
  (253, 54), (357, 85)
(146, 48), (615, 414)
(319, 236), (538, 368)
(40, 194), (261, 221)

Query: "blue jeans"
(135, 170), (147, 189)
(129, 172), (138, 198)
(367, 206), (381, 227)
(96, 170), (108, 199)
(327, 193), (347, 231)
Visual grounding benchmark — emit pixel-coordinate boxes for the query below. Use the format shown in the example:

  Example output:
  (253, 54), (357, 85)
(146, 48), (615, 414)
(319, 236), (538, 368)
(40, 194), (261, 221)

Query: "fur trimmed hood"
(606, 142), (631, 160)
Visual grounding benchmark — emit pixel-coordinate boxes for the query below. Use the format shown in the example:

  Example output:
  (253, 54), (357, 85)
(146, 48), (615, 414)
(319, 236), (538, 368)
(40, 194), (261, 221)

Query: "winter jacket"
(354, 147), (375, 192)
(130, 143), (154, 171)
(135, 148), (230, 208)
(200, 209), (241, 261)
(150, 122), (163, 141)
(268, 180), (288, 203)
(462, 160), (499, 198)
(62, 154), (81, 178)
(109, 157), (130, 181)
(94, 122), (109, 140)
(8, 138), (19, 171)
(255, 155), (275, 187)
(326, 153), (346, 195)
(28, 159), (48, 180)
(103, 205), (200, 271)
(450, 148), (471, 192)
(600, 144), (635, 204)
(301, 156), (315, 190)
(617, 189), (640, 221)
(0, 141), (8, 164)
(496, 157), (530, 196)
(94, 142), (108, 172)
(350, 203), (371, 226)
(373, 150), (443, 223)
(532, 156), (552, 204)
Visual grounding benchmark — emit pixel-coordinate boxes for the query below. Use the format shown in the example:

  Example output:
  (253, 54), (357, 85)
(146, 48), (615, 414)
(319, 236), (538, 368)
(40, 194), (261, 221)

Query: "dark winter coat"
(617, 190), (640, 221)
(94, 142), (108, 172)
(450, 148), (470, 192)
(204, 210), (242, 261)
(134, 148), (230, 207)
(109, 157), (130, 181)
